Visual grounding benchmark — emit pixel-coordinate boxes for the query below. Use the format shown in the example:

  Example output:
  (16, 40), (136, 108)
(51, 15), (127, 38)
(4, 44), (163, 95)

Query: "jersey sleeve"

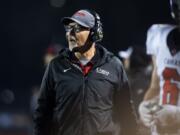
(146, 24), (160, 56)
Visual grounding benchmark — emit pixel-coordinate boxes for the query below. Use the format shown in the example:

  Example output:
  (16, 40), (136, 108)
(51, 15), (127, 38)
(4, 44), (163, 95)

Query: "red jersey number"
(162, 67), (180, 105)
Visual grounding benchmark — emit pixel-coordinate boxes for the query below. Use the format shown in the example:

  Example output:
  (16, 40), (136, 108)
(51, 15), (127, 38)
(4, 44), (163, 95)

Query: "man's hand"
(138, 101), (154, 127)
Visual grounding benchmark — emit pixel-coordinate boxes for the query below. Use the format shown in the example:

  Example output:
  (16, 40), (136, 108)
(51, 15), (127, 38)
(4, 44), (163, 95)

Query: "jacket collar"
(58, 44), (114, 66)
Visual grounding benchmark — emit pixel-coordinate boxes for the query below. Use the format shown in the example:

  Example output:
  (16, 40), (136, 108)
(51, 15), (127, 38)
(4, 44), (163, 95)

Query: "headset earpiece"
(84, 9), (103, 42)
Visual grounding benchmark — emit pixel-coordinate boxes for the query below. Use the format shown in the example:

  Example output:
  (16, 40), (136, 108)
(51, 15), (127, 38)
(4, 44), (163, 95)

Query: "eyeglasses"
(64, 23), (89, 33)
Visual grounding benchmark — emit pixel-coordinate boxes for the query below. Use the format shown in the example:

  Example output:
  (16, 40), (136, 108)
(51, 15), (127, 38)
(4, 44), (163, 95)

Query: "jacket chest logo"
(96, 68), (109, 76)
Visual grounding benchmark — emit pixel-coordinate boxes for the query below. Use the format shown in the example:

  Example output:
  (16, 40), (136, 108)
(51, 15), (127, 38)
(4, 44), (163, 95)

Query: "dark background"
(0, 0), (173, 114)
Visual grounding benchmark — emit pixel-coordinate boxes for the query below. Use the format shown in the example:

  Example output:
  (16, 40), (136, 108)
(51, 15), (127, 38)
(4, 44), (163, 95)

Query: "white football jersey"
(146, 24), (180, 106)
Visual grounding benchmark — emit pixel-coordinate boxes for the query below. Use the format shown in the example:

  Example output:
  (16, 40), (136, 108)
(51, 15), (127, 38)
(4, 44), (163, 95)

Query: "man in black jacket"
(33, 9), (138, 135)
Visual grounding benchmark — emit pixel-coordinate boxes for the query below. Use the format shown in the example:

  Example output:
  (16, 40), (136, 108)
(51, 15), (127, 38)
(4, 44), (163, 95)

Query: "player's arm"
(144, 56), (160, 101)
(138, 55), (160, 127)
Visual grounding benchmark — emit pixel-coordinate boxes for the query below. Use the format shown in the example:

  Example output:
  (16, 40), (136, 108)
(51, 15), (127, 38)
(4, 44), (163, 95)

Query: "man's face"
(65, 22), (90, 51)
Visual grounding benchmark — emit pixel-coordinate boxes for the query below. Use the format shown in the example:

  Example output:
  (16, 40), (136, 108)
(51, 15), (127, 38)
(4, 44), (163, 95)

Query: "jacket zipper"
(70, 62), (86, 135)
(82, 75), (85, 135)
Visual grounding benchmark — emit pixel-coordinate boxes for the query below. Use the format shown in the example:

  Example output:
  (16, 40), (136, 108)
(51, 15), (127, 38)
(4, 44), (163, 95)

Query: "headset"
(71, 9), (104, 53)
(84, 9), (103, 42)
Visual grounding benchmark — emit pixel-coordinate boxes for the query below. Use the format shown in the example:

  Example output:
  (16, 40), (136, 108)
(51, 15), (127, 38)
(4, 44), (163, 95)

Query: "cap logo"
(75, 11), (86, 17)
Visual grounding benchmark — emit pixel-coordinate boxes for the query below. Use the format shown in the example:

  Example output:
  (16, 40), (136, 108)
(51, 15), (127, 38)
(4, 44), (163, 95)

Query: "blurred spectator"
(0, 89), (15, 105)
(43, 43), (63, 66)
(118, 45), (152, 134)
(29, 43), (63, 134)
(0, 88), (31, 135)
(118, 46), (133, 71)
(118, 45), (152, 115)
(0, 112), (31, 135)
(30, 43), (63, 114)
(30, 86), (40, 115)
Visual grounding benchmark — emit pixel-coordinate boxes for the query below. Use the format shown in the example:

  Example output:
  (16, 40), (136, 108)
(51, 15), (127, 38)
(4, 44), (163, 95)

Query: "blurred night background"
(0, 0), (174, 134)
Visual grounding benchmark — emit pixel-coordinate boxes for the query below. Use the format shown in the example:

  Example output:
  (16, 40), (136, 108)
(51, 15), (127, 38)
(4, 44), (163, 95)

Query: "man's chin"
(69, 43), (78, 51)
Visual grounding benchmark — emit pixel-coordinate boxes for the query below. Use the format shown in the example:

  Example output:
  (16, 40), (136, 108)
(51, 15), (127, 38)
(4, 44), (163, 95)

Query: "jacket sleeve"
(33, 62), (55, 135)
(114, 63), (138, 135)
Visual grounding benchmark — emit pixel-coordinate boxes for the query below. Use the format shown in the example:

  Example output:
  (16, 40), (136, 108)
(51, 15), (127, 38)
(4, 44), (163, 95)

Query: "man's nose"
(69, 28), (76, 35)
(66, 31), (75, 39)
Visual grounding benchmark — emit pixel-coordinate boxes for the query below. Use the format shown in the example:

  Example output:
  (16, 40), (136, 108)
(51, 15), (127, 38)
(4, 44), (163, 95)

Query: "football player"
(138, 0), (180, 134)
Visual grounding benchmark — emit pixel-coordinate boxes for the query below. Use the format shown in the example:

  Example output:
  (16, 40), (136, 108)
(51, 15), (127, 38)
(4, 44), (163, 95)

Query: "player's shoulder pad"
(148, 24), (175, 35)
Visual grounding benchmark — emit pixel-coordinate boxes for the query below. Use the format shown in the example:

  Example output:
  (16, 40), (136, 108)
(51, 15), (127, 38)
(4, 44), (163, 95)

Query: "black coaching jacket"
(33, 44), (138, 135)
